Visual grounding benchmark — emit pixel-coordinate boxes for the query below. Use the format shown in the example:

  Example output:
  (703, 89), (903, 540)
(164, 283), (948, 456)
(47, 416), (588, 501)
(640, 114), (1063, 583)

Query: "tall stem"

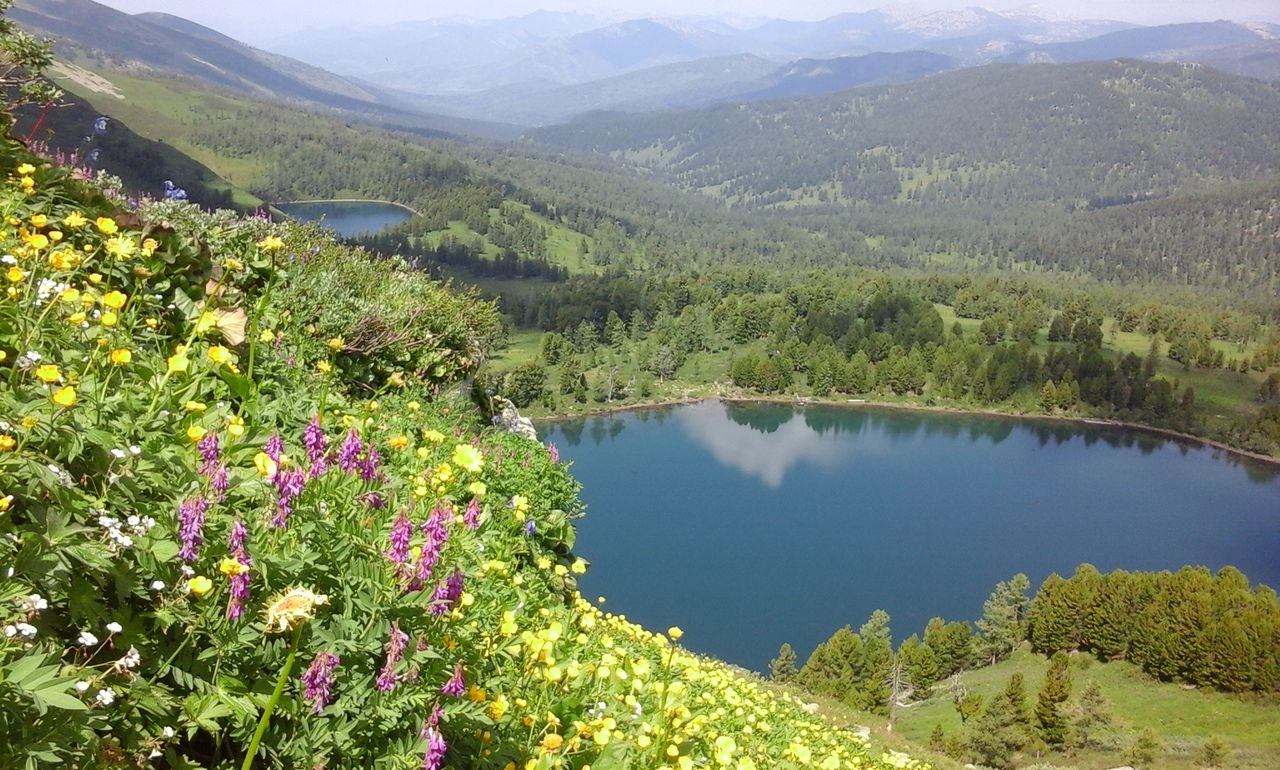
(240, 629), (301, 770)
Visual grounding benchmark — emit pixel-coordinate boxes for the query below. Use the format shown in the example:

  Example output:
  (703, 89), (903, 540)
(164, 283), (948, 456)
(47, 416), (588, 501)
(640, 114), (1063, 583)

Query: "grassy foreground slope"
(0, 131), (925, 770)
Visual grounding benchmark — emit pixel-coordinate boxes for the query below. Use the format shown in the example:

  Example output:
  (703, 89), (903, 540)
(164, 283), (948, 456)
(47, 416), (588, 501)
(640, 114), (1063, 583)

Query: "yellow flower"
(48, 230), (62, 242)
(88, 273), (103, 284)
(29, 214), (47, 228)
(141, 238), (158, 255)
(167, 347), (190, 374)
(451, 443), (484, 474)
(102, 290), (127, 309)
(52, 386), (77, 409)
(316, 360), (331, 374)
(259, 328), (276, 344)
(95, 217), (119, 235)
(224, 257), (243, 271)
(187, 425), (208, 442)
(207, 345), (236, 367)
(467, 686), (488, 702)
(20, 176), (34, 191)
(488, 695), (509, 721)
(263, 587), (328, 633)
(59, 287), (80, 304)
(34, 364), (62, 383)
(47, 250), (78, 270)
(0, 434), (16, 452)
(68, 311), (86, 325)
(254, 452), (278, 479)
(227, 414), (245, 438)
(714, 736), (737, 766)
(668, 626), (684, 641)
(257, 235), (284, 252)
(195, 312), (216, 334)
(388, 371), (405, 387)
(16, 163), (35, 175)
(468, 481), (487, 497)
(110, 348), (132, 365)
(100, 311), (118, 328)
(389, 435), (409, 449)
(0, 495), (11, 512)
(106, 237), (135, 260)
(407, 400), (421, 412)
(188, 576), (214, 597)
(5, 266), (25, 283)
(423, 429), (445, 444)
(63, 211), (87, 229)
(571, 558), (587, 575)
(540, 733), (564, 752)
(25, 233), (48, 250)
(219, 558), (249, 576)
(183, 400), (207, 412)
(327, 336), (344, 351)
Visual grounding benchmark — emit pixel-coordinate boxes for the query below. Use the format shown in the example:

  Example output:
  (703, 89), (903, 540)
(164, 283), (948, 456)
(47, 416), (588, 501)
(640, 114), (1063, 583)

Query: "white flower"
(162, 726), (176, 739)
(0, 254), (15, 265)
(110, 448), (126, 459)
(77, 631), (99, 646)
(15, 623), (36, 639)
(149, 580), (166, 591)
(105, 622), (123, 634)
(114, 646), (141, 671)
(94, 688), (115, 706)
(180, 565), (194, 577)
(74, 680), (90, 693)
(21, 593), (48, 611)
(129, 445), (142, 455)
(3, 625), (16, 638)
(126, 515), (140, 527)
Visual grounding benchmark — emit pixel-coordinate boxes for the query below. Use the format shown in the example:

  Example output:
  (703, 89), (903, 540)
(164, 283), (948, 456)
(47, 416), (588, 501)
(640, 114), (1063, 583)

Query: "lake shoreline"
(531, 392), (1280, 471)
(273, 198), (421, 215)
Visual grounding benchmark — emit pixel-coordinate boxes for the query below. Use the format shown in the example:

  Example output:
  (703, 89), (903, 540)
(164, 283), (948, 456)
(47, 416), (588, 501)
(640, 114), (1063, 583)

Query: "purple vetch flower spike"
(440, 662), (465, 697)
(359, 443), (381, 483)
(338, 431), (363, 474)
(226, 517), (252, 621)
(210, 462), (230, 502)
(421, 707), (447, 770)
(264, 433), (284, 463)
(177, 497), (209, 562)
(301, 651), (340, 714)
(197, 433), (220, 476)
(431, 568), (465, 616)
(385, 510), (413, 565)
(463, 498), (481, 530)
(304, 416), (327, 466)
(376, 622), (409, 692)
(546, 442), (560, 464)
(410, 507), (450, 590)
(272, 469), (306, 529)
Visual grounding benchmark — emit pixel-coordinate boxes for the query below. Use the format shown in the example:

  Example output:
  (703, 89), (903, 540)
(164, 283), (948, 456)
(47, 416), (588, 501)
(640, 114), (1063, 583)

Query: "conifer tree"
(928, 724), (946, 752)
(1069, 680), (1113, 750)
(1198, 736), (1230, 769)
(1123, 728), (1163, 769)
(1035, 652), (1072, 746)
(769, 643), (799, 684)
(977, 574), (1031, 663)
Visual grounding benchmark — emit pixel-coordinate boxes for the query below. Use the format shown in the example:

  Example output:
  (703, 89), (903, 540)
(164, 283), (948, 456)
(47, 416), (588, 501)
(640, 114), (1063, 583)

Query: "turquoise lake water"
(275, 200), (413, 238)
(540, 401), (1280, 672)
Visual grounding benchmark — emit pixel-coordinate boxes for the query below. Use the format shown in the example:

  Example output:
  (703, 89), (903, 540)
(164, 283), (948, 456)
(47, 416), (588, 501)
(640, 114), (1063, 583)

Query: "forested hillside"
(529, 60), (1280, 288)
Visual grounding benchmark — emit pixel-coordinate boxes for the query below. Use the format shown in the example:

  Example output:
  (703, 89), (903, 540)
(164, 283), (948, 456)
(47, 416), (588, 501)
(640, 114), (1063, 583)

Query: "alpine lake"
(540, 401), (1280, 672)
(274, 200), (413, 238)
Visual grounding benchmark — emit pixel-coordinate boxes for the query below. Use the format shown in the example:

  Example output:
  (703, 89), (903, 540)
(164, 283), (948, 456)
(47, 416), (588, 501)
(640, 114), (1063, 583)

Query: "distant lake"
(541, 401), (1280, 672)
(275, 200), (413, 238)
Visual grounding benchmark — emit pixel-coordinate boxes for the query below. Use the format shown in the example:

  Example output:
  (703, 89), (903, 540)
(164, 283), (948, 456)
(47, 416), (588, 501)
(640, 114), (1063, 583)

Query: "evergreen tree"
(977, 574), (1032, 663)
(928, 724), (946, 753)
(769, 643), (799, 684)
(967, 682), (1025, 770)
(1035, 652), (1072, 746)
(1069, 680), (1113, 750)
(1123, 728), (1163, 769)
(898, 634), (939, 696)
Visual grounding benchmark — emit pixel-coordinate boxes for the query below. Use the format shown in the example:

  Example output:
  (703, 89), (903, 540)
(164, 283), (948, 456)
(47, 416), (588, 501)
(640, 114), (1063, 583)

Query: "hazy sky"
(98, 0), (1280, 42)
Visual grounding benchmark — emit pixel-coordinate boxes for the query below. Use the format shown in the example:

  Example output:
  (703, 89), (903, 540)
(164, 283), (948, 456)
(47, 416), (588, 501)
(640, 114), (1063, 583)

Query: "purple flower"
(227, 518), (251, 621)
(376, 622), (409, 692)
(359, 444), (381, 483)
(410, 507), (449, 591)
(177, 497), (209, 562)
(463, 498), (481, 530)
(361, 491), (387, 510)
(264, 433), (284, 464)
(524, 519), (537, 536)
(385, 510), (413, 565)
(210, 463), (230, 503)
(421, 721), (447, 770)
(197, 433), (220, 476)
(338, 431), (363, 474)
(440, 662), (465, 697)
(304, 416), (328, 470)
(431, 568), (464, 616)
(272, 469), (306, 529)
(301, 652), (340, 714)
(546, 442), (560, 464)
